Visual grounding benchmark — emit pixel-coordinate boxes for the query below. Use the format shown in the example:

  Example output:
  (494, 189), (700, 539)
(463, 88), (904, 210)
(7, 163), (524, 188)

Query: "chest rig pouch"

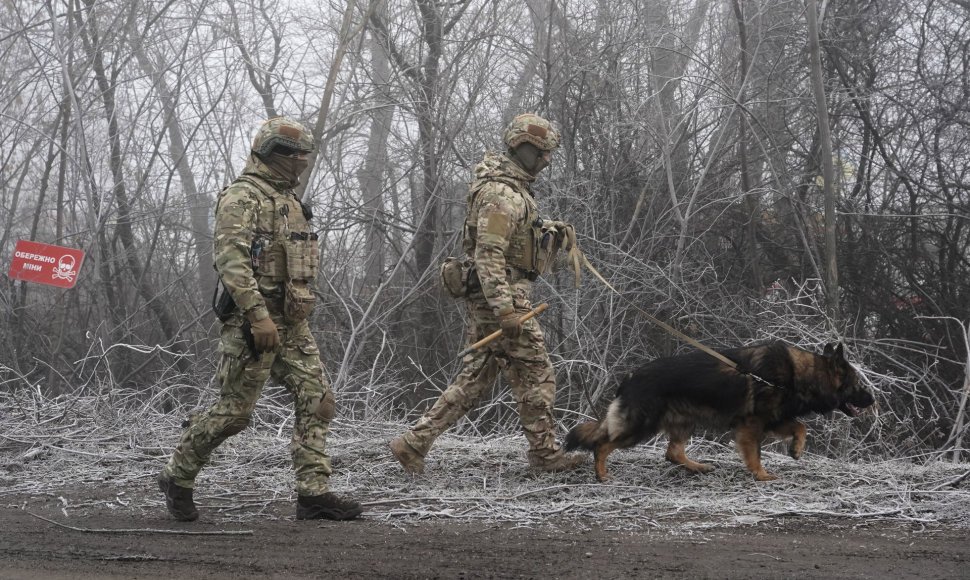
(464, 180), (547, 286)
(240, 175), (319, 323)
(283, 230), (318, 323)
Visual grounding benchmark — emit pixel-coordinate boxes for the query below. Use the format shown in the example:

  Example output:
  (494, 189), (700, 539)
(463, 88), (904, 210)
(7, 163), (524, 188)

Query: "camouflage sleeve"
(473, 184), (523, 317)
(213, 183), (268, 322)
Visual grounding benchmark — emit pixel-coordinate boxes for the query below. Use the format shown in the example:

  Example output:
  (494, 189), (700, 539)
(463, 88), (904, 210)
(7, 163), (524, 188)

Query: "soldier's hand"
(543, 220), (574, 250)
(499, 312), (523, 339)
(251, 317), (281, 352)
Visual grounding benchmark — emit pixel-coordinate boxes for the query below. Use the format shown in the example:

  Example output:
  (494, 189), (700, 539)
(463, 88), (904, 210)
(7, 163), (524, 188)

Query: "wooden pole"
(456, 303), (549, 359)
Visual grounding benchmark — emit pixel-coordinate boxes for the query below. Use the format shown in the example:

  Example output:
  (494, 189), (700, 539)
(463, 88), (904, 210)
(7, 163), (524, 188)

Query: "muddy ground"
(1, 483), (967, 580)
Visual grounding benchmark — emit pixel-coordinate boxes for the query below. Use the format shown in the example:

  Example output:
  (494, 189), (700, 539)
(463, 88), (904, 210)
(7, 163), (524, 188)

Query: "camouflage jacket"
(214, 154), (317, 323)
(462, 152), (540, 317)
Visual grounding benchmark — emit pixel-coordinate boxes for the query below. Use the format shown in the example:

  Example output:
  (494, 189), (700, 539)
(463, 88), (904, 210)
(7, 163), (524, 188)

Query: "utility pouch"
(284, 279), (316, 323)
(255, 237), (286, 278)
(534, 228), (553, 275)
(212, 280), (237, 322)
(440, 257), (477, 299)
(285, 232), (319, 280)
(250, 238), (267, 272)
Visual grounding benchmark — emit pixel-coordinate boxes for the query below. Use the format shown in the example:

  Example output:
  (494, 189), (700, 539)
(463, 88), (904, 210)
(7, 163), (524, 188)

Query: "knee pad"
(313, 390), (335, 422)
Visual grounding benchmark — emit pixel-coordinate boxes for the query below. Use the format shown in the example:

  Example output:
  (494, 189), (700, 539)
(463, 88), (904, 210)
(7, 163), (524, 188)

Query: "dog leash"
(572, 252), (739, 369)
(554, 230), (735, 367)
(573, 250), (782, 389)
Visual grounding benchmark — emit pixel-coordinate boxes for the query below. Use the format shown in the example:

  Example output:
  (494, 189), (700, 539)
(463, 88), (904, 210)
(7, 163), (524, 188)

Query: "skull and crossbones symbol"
(51, 254), (77, 282)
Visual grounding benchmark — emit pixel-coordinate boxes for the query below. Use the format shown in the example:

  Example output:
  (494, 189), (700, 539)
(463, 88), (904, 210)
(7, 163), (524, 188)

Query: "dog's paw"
(755, 472), (779, 482)
(788, 443), (804, 460)
(596, 473), (614, 483)
(684, 462), (714, 474)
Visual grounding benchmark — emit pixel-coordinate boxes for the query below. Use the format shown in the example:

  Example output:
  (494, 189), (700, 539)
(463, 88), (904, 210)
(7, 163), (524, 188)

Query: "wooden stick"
(456, 303), (548, 358)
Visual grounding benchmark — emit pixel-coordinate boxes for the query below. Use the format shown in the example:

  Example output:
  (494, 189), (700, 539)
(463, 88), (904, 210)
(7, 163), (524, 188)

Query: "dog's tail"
(565, 420), (608, 452)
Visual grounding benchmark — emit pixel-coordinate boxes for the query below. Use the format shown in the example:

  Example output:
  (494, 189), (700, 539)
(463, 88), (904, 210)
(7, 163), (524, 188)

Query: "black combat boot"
(296, 492), (363, 521)
(158, 473), (199, 521)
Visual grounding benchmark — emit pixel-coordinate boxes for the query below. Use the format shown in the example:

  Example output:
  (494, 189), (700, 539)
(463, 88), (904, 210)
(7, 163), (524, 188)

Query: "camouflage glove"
(250, 316), (280, 352)
(543, 220), (582, 287)
(499, 312), (523, 339)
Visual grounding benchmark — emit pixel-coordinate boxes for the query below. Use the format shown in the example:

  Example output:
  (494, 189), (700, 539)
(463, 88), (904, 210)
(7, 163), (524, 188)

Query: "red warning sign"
(8, 239), (85, 289)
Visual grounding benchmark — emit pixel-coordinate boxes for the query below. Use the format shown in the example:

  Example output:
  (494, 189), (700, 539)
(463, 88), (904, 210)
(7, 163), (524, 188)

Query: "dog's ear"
(826, 344), (853, 388)
(823, 343), (847, 360)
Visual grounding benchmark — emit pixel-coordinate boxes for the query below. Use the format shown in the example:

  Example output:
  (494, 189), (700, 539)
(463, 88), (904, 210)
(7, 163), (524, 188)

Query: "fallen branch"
(27, 512), (253, 535)
(762, 508), (903, 519)
(931, 468), (970, 491)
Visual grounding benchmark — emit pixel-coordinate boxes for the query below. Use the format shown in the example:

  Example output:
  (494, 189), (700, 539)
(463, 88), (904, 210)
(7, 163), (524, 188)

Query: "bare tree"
(358, 1), (395, 290)
(805, 0), (839, 321)
(226, 0), (281, 118)
(131, 2), (217, 299)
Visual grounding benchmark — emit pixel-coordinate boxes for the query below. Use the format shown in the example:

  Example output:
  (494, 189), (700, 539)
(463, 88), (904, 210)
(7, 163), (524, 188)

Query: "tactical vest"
(463, 180), (540, 276)
(233, 175), (318, 283)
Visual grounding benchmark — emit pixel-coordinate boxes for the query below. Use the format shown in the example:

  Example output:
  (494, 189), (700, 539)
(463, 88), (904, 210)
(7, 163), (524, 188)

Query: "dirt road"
(1, 488), (967, 579)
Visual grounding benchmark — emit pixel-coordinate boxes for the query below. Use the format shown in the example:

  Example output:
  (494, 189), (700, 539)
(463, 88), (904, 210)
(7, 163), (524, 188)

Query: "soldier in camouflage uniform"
(390, 114), (585, 474)
(158, 118), (362, 521)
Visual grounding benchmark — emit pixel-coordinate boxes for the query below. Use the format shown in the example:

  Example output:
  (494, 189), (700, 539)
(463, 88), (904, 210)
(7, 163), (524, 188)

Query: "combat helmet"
(251, 117), (315, 157)
(503, 113), (561, 152)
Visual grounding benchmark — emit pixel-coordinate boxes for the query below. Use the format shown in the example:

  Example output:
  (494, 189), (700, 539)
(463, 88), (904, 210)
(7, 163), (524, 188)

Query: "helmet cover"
(251, 117), (315, 157)
(502, 113), (561, 152)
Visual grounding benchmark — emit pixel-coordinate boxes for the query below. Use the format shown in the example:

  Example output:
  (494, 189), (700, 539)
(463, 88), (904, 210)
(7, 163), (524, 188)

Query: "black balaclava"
(510, 142), (549, 176)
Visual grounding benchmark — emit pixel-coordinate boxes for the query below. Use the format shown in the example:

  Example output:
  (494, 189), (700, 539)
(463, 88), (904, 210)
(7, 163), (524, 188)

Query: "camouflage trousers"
(401, 288), (560, 460)
(162, 316), (334, 496)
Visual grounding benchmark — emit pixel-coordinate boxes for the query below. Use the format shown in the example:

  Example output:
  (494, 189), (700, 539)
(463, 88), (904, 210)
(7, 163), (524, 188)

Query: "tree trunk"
(645, 0), (712, 287)
(732, 0), (764, 295)
(805, 0), (840, 321)
(411, 0), (443, 275)
(359, 12), (394, 290)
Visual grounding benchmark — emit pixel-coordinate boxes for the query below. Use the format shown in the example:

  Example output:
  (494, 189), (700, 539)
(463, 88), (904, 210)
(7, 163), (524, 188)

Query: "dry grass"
(2, 385), (970, 534)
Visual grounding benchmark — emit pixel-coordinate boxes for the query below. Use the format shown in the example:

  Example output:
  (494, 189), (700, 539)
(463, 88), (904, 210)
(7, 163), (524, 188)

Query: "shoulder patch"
(486, 213), (510, 237)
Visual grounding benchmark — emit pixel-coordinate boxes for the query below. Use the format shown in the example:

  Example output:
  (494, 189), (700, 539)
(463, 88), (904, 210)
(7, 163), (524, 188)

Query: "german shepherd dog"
(565, 341), (875, 482)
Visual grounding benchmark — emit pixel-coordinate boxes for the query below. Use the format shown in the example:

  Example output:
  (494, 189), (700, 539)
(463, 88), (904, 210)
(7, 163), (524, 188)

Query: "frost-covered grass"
(2, 385), (969, 533)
